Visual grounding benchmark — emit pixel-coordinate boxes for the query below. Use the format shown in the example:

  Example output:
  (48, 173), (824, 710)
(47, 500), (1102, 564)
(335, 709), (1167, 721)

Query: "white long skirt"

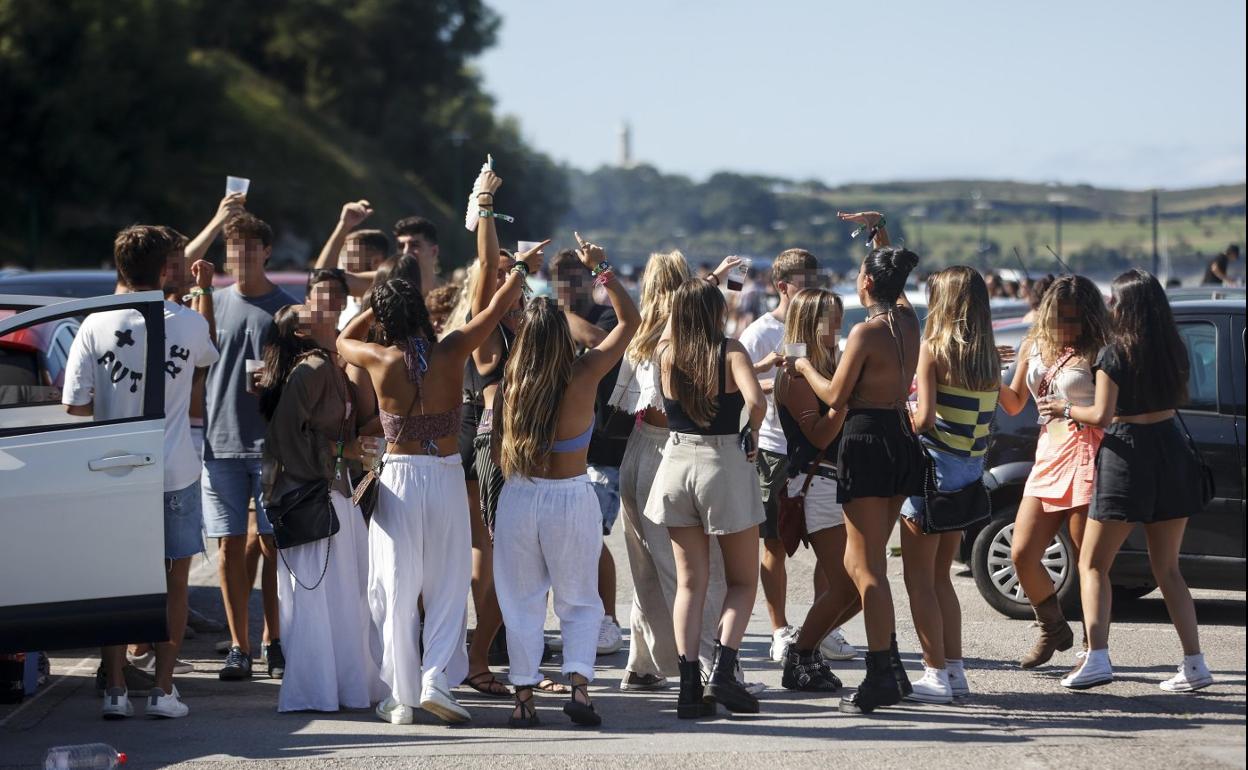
(277, 489), (382, 712)
(368, 454), (471, 706)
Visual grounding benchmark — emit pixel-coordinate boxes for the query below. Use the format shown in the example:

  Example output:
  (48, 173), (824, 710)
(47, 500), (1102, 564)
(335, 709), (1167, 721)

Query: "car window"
(1177, 321), (1218, 412)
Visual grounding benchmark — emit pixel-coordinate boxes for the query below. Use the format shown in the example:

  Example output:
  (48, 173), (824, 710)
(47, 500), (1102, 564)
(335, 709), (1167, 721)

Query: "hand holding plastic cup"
(245, 359), (265, 394)
(783, 342), (807, 359)
(360, 436), (386, 470)
(726, 257), (752, 291)
(226, 176), (251, 197)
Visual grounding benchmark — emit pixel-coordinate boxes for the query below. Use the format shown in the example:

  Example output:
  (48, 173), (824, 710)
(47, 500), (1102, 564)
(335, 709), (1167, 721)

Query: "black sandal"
(463, 671), (511, 698)
(508, 686), (540, 728)
(563, 682), (602, 727)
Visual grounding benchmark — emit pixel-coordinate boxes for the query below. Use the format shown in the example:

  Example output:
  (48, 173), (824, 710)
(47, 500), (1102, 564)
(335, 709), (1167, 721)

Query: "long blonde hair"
(500, 297), (576, 479)
(664, 279), (726, 428)
(629, 250), (690, 364)
(1026, 274), (1110, 365)
(443, 261), (480, 337)
(782, 289), (842, 381)
(924, 266), (1000, 391)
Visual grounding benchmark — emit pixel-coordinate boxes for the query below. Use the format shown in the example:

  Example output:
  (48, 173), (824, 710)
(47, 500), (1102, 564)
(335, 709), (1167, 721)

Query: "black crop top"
(464, 324), (515, 407)
(664, 340), (745, 435)
(778, 398), (838, 478)
(1093, 344), (1180, 417)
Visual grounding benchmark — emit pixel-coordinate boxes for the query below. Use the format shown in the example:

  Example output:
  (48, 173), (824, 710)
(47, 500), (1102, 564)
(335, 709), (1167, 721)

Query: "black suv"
(966, 299), (1246, 618)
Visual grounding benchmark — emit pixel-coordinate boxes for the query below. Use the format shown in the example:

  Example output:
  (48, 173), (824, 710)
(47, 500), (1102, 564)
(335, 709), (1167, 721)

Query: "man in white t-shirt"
(738, 248), (843, 661)
(63, 225), (219, 720)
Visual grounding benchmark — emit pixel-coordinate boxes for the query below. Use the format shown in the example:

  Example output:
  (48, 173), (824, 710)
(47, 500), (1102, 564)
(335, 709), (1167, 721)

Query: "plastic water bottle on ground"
(44, 744), (127, 770)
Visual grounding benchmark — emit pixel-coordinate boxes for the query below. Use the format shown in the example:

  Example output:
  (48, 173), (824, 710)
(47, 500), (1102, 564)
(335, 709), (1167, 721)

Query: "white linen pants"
(277, 489), (382, 712)
(368, 454), (470, 706)
(493, 475), (604, 686)
(620, 422), (726, 677)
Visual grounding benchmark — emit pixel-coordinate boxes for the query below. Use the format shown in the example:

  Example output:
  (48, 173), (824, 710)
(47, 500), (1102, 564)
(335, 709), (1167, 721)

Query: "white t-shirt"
(337, 295), (362, 331)
(738, 310), (786, 454)
(63, 300), (220, 491)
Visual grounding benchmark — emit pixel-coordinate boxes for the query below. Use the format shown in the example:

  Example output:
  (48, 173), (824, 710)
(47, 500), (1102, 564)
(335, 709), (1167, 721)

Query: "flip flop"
(463, 671), (511, 698)
(534, 677), (571, 695)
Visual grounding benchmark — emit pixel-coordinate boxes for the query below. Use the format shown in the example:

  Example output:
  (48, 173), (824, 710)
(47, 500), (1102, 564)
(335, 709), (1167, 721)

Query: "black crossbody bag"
(919, 448), (992, 534)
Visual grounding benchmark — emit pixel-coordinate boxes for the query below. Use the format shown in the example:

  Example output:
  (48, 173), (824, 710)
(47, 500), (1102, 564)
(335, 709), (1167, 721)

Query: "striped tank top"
(923, 383), (999, 457)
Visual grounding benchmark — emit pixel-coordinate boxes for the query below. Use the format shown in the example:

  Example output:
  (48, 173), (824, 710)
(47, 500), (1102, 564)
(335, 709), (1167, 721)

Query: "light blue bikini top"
(550, 422), (593, 453)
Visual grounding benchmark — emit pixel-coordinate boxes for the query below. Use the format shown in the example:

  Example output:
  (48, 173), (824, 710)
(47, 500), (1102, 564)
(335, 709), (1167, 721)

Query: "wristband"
(1062, 403), (1072, 421)
(708, 273), (721, 287)
(183, 286), (213, 302)
(594, 269), (615, 287)
(590, 260), (613, 276)
(478, 208), (516, 223)
(511, 261), (531, 277)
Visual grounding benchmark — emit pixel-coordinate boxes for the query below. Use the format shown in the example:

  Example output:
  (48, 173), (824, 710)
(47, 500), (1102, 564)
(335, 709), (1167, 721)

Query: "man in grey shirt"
(201, 211), (295, 681)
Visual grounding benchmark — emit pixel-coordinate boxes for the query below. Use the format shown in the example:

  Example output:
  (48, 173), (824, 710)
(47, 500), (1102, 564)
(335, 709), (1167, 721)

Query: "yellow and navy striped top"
(924, 383), (999, 457)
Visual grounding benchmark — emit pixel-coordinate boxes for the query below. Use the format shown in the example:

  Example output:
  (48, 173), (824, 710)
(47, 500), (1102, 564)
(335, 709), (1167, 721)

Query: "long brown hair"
(500, 297), (577, 478)
(925, 266), (1000, 391)
(628, 250), (690, 364)
(1027, 274), (1110, 365)
(258, 305), (322, 422)
(782, 288), (841, 381)
(664, 279), (726, 428)
(1110, 268), (1188, 408)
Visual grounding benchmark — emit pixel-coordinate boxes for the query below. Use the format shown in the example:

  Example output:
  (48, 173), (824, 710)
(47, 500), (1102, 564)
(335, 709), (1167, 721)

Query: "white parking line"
(0, 654), (95, 729)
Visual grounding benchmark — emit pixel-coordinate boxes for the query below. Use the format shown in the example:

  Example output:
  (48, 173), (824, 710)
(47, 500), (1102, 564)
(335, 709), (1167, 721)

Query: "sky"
(475, 0), (1247, 190)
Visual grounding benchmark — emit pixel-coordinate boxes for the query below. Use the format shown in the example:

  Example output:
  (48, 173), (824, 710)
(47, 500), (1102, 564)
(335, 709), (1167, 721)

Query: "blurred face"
(301, 281), (346, 335)
(777, 268), (817, 300)
(397, 234), (437, 261)
(225, 237), (269, 275)
(819, 307), (843, 350)
(856, 262), (872, 305)
(163, 246), (189, 293)
(1054, 300), (1082, 346)
(342, 241), (383, 273)
(553, 265), (591, 310)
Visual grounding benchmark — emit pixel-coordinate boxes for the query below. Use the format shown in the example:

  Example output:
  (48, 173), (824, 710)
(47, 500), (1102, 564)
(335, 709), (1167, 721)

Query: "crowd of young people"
(62, 169), (1216, 725)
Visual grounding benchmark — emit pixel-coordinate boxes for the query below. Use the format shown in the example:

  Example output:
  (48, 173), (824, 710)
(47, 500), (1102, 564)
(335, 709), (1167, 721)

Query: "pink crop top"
(379, 337), (462, 453)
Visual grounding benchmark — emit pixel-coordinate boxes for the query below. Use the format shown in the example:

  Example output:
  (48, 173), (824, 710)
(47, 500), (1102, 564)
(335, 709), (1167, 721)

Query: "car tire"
(972, 512), (1079, 620)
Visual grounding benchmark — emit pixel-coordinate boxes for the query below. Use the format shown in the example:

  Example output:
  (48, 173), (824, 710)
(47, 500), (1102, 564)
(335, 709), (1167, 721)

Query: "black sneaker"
(219, 646), (252, 680)
(264, 641), (285, 680)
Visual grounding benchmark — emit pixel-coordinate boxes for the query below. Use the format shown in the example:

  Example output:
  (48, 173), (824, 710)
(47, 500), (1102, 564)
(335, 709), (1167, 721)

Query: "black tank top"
(464, 324), (515, 406)
(778, 398), (837, 477)
(664, 340), (745, 435)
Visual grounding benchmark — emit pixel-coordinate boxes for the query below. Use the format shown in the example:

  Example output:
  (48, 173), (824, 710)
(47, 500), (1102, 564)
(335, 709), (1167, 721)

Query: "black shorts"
(756, 449), (789, 540)
(1090, 419), (1200, 524)
(836, 409), (924, 505)
(459, 404), (483, 481)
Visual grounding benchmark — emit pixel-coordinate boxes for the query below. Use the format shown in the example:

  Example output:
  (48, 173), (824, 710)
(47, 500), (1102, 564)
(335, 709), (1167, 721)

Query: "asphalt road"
(2, 525), (1244, 769)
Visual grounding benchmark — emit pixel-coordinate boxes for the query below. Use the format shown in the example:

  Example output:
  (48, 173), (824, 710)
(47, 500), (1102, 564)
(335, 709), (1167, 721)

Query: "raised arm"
(444, 241), (547, 360)
(189, 259), (217, 343)
(313, 200), (374, 270)
(472, 171), (504, 316)
(573, 234), (639, 380)
(337, 306), (392, 383)
(185, 193), (245, 265)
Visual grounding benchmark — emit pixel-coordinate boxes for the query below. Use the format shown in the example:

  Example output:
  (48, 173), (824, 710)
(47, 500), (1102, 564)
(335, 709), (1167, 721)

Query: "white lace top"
(609, 355), (665, 415)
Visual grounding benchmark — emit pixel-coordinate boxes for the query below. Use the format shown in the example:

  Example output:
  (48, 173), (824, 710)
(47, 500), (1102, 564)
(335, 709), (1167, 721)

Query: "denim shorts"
(901, 450), (985, 521)
(202, 457), (272, 538)
(587, 464), (621, 535)
(165, 480), (206, 560)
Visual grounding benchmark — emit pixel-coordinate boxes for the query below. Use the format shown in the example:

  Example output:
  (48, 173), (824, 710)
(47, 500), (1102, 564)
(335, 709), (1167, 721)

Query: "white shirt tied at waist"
(608, 355), (665, 415)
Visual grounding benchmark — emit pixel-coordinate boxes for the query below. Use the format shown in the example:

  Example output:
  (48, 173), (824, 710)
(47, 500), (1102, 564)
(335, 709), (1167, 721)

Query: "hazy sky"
(476, 0), (1246, 189)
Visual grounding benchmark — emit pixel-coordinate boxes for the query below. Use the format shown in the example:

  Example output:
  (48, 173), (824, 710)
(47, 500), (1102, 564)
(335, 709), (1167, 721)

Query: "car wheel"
(972, 514), (1078, 619)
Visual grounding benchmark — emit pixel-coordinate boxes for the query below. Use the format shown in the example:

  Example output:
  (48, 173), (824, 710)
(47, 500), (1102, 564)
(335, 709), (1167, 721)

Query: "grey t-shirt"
(204, 284), (295, 460)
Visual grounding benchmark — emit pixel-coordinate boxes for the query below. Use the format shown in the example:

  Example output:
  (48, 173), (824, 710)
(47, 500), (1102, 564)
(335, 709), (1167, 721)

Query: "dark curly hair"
(863, 246), (919, 304)
(370, 277), (435, 348)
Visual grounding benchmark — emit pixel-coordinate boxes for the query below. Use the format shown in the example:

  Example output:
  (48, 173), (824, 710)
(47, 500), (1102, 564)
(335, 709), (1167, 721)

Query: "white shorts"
(787, 473), (843, 535)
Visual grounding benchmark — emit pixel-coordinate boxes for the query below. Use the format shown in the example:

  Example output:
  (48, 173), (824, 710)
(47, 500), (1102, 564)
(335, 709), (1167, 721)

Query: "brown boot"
(1019, 594), (1074, 669)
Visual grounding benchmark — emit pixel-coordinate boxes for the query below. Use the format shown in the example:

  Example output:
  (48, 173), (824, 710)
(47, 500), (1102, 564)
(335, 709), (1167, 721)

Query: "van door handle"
(88, 453), (156, 472)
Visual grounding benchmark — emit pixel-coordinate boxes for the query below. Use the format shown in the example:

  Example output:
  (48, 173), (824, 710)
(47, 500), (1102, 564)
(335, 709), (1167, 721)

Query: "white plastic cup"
(726, 257), (752, 291)
(360, 435), (386, 469)
(226, 176), (251, 196)
(783, 342), (807, 358)
(245, 359), (265, 394)
(516, 240), (543, 255)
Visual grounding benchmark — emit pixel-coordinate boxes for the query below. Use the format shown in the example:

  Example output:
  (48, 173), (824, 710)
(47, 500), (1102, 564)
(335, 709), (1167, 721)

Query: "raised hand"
(517, 238), (551, 274)
(573, 231), (606, 271)
(712, 255), (744, 284)
(340, 200), (374, 229)
(190, 259), (214, 290)
(478, 169), (502, 198)
(217, 192), (246, 222)
(837, 211), (884, 227)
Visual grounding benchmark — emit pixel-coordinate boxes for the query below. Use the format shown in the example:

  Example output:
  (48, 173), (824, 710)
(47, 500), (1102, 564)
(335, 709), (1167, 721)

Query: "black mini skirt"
(1090, 419), (1201, 523)
(836, 409), (925, 505)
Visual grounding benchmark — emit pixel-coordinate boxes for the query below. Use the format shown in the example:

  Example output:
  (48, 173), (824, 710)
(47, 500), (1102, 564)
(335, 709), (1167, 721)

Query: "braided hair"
(370, 277), (436, 349)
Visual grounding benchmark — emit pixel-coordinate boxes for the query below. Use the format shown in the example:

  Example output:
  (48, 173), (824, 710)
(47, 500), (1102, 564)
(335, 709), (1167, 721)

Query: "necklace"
(866, 303), (893, 320)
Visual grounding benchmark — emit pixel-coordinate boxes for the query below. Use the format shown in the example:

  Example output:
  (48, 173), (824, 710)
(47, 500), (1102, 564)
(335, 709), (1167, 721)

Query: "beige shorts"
(643, 432), (766, 536)
(786, 472), (843, 535)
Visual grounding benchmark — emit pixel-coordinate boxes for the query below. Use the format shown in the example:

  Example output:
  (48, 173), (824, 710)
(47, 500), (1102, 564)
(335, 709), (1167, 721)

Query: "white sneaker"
(906, 667), (953, 704)
(819, 627), (858, 661)
(596, 617), (624, 656)
(102, 687), (133, 720)
(128, 651), (194, 676)
(1160, 656), (1214, 693)
(946, 660), (970, 697)
(1061, 650), (1113, 690)
(420, 678), (471, 723)
(146, 686), (189, 719)
(374, 696), (415, 725)
(735, 662), (766, 696)
(769, 625), (798, 662)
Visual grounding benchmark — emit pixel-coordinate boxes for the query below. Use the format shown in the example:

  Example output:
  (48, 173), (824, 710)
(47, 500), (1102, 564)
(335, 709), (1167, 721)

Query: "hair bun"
(890, 247), (919, 273)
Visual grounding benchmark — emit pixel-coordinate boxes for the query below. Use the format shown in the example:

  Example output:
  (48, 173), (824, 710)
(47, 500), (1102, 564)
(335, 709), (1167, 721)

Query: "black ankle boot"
(782, 648), (841, 692)
(706, 644), (760, 714)
(677, 657), (715, 719)
(889, 633), (914, 698)
(839, 650), (901, 714)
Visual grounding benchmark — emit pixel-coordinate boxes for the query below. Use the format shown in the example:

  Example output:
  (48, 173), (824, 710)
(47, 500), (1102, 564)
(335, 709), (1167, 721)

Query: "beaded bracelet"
(511, 261), (531, 277)
(593, 269), (615, 287)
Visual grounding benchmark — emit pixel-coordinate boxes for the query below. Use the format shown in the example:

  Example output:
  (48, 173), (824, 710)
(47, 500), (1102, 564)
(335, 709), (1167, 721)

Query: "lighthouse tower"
(618, 121), (633, 169)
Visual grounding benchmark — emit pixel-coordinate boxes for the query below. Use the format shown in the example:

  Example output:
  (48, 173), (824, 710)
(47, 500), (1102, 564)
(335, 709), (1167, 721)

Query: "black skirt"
(1090, 419), (1201, 523)
(836, 409), (925, 505)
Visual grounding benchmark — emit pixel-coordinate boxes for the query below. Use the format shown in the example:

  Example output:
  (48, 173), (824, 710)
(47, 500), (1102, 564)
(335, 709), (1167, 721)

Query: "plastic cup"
(245, 359), (265, 394)
(783, 342), (807, 358)
(226, 176), (251, 196)
(516, 240), (543, 255)
(360, 436), (386, 470)
(726, 257), (752, 291)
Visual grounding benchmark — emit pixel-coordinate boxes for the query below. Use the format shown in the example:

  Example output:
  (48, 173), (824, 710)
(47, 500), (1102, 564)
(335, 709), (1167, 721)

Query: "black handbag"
(920, 449), (991, 534)
(1175, 412), (1216, 509)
